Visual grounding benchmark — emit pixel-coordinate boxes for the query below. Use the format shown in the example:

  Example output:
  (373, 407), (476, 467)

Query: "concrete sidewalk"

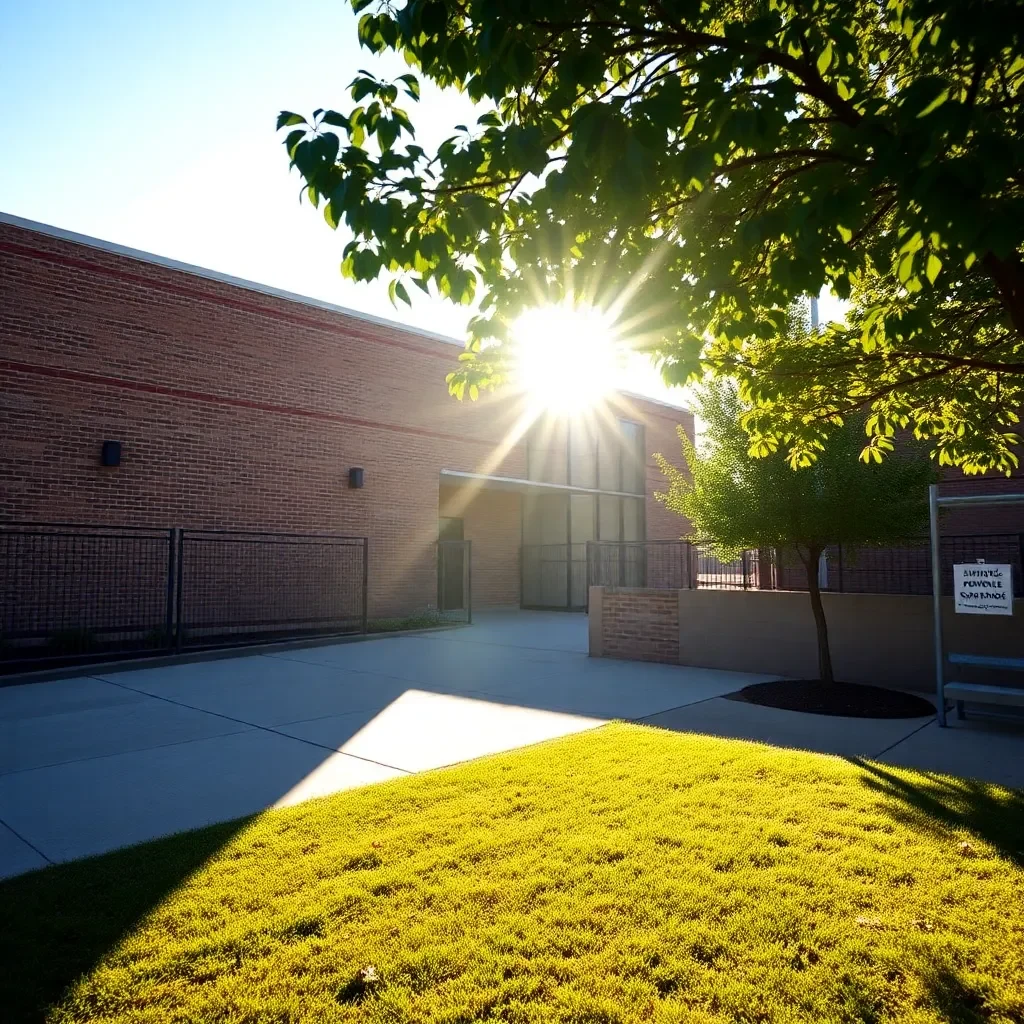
(0, 614), (769, 878)
(2, 612), (1022, 880)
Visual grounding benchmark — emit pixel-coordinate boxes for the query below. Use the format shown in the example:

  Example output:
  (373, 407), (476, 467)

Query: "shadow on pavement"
(849, 757), (1024, 868)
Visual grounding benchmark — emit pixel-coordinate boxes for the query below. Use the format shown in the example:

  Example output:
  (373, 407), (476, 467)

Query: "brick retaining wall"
(592, 587), (679, 663)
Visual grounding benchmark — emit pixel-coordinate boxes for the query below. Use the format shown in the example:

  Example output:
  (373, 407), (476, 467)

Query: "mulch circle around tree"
(726, 678), (936, 719)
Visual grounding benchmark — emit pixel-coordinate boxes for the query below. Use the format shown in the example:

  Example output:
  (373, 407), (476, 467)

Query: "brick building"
(0, 213), (694, 620)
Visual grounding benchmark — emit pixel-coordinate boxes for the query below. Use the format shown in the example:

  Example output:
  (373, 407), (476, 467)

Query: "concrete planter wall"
(588, 586), (1024, 691)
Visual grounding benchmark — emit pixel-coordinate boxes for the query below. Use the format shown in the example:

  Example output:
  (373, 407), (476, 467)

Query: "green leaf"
(396, 73), (420, 100)
(816, 42), (833, 76)
(276, 111), (305, 130)
(283, 129), (306, 159)
(925, 253), (942, 284)
(917, 88), (949, 118)
(319, 110), (349, 130)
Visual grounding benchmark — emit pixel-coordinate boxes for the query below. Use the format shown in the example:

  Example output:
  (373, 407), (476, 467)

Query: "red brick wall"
(0, 219), (691, 616)
(599, 587), (680, 663)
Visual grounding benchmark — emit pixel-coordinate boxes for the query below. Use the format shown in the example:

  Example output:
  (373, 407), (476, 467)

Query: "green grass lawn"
(3, 723), (1023, 1024)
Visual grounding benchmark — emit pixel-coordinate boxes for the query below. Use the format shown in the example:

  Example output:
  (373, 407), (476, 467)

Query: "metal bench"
(945, 653), (1024, 721)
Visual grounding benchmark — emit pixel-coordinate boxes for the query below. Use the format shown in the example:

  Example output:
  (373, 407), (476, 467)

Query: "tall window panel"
(527, 416), (568, 485)
(623, 497), (645, 541)
(620, 420), (646, 494)
(597, 419), (621, 491)
(568, 418), (598, 488)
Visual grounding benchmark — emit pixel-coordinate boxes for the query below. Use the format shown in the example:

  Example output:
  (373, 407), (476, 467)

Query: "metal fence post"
(175, 529), (185, 653)
(164, 528), (178, 650)
(741, 549), (749, 590)
(466, 539), (472, 625)
(361, 538), (369, 635)
(928, 485), (945, 726)
(585, 541), (593, 612)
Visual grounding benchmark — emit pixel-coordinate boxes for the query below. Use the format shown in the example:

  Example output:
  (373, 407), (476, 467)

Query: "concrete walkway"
(2, 612), (1022, 879)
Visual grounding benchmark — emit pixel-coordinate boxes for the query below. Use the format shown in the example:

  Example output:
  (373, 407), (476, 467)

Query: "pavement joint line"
(0, 815), (53, 866)
(631, 691), (738, 722)
(871, 716), (937, 758)
(92, 675), (413, 776)
(0, 723), (256, 779)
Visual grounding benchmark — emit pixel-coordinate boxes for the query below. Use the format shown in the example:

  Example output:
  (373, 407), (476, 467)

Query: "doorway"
(438, 517), (465, 611)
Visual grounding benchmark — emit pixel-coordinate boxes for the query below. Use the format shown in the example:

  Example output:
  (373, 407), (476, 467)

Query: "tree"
(279, 0), (1024, 474)
(656, 378), (935, 683)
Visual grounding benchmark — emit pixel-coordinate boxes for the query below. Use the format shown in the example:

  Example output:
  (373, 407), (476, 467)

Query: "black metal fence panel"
(768, 534), (1024, 596)
(0, 523), (175, 669)
(587, 535), (1023, 598)
(176, 530), (368, 649)
(1, 523), (369, 672)
(586, 540), (759, 592)
(521, 543), (589, 610)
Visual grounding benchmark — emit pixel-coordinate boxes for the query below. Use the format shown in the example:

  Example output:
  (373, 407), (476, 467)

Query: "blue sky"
(0, 0), (694, 405)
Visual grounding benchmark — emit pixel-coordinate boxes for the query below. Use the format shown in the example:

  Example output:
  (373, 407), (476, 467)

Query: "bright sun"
(512, 305), (621, 414)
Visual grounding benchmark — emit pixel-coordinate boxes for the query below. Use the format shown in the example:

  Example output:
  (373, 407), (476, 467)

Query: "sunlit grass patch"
(2, 723), (1022, 1023)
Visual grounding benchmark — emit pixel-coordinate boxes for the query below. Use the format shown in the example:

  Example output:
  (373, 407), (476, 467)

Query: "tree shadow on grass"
(0, 817), (250, 1024)
(847, 757), (1024, 869)
(919, 964), (1001, 1024)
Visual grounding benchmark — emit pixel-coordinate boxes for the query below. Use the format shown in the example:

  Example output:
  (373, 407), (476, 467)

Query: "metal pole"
(439, 542), (447, 616)
(164, 528), (177, 650)
(466, 540), (472, 625)
(928, 484), (946, 726)
(175, 529), (185, 653)
(585, 540), (593, 613)
(361, 538), (369, 634)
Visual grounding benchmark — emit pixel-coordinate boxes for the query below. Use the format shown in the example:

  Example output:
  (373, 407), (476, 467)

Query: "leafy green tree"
(279, 0), (1024, 473)
(656, 379), (935, 683)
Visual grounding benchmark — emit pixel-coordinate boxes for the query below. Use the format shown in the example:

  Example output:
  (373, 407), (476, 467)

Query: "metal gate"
(437, 539), (472, 623)
(520, 543), (590, 610)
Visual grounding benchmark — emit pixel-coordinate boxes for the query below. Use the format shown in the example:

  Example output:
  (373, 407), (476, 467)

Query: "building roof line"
(0, 210), (690, 415)
(0, 210), (464, 349)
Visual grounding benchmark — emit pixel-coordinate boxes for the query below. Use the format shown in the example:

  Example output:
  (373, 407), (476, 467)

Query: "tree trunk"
(803, 547), (835, 684)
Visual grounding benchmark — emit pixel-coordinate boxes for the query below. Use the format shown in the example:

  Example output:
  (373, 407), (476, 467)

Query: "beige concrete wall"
(676, 589), (1023, 690)
(589, 586), (1023, 691)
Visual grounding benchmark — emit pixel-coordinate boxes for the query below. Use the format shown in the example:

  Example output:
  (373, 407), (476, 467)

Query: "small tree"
(656, 381), (935, 683)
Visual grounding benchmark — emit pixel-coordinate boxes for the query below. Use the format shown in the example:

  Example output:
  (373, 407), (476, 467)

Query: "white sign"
(953, 563), (1014, 615)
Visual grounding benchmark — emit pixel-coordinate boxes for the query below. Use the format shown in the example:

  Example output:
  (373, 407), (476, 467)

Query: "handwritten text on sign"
(953, 564), (1014, 616)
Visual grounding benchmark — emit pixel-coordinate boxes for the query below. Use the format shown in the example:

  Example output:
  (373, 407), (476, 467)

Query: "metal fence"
(767, 534), (1024, 596)
(0, 523), (176, 665)
(585, 535), (1023, 598)
(0, 523), (369, 672)
(586, 540), (759, 594)
(175, 530), (368, 649)
(521, 543), (589, 610)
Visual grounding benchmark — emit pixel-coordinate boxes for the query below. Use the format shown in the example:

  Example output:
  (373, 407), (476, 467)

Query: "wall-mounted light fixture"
(348, 467), (365, 489)
(100, 440), (122, 467)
